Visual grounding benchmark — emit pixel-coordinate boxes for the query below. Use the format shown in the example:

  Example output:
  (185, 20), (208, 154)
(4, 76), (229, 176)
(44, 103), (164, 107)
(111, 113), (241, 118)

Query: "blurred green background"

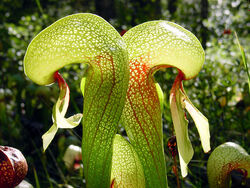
(0, 0), (249, 187)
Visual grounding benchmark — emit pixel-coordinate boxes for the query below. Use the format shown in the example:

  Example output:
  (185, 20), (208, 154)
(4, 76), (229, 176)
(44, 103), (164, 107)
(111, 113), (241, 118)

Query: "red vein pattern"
(122, 57), (167, 187)
(122, 20), (205, 187)
(23, 14), (130, 188)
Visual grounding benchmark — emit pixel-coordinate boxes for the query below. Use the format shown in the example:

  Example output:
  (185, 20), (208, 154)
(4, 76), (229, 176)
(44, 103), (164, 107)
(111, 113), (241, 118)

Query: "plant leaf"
(207, 142), (250, 188)
(180, 89), (210, 153)
(170, 82), (193, 177)
(235, 32), (250, 94)
(122, 20), (205, 186)
(42, 114), (82, 151)
(24, 13), (130, 187)
(80, 77), (86, 97)
(155, 83), (164, 112)
(42, 124), (58, 152)
(42, 75), (83, 151)
(111, 134), (145, 188)
(169, 74), (210, 177)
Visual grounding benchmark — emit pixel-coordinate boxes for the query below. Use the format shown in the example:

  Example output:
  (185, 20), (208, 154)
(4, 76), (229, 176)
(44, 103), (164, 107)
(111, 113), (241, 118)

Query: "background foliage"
(0, 0), (249, 187)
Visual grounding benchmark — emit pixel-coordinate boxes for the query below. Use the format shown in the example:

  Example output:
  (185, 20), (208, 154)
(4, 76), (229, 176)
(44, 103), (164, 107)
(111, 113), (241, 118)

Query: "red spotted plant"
(0, 146), (28, 188)
(120, 20), (210, 187)
(207, 142), (250, 188)
(23, 13), (210, 187)
(24, 13), (130, 188)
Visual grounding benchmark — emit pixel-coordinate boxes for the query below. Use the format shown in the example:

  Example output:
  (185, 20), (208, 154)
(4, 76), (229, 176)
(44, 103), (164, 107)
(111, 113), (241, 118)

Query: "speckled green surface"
(24, 13), (129, 188)
(207, 142), (250, 188)
(111, 134), (145, 188)
(24, 14), (208, 188)
(121, 21), (205, 187)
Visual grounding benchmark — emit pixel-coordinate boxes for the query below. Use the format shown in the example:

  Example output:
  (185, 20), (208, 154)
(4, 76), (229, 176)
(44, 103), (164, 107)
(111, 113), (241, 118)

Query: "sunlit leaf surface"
(207, 142), (250, 188)
(24, 13), (129, 187)
(111, 135), (145, 188)
(122, 20), (208, 185)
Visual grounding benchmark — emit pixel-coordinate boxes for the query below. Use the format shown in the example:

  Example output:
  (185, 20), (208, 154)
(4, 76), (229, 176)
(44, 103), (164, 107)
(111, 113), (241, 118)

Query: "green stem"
(35, 0), (44, 15)
(173, 156), (180, 188)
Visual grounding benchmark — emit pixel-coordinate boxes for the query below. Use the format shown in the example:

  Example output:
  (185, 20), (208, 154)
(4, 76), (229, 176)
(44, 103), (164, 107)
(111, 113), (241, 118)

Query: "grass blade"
(235, 31), (250, 94)
(33, 167), (40, 188)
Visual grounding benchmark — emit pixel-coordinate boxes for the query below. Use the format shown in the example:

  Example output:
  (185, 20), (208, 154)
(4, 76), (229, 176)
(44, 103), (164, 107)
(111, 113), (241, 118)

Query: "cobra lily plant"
(207, 142), (250, 188)
(0, 146), (28, 187)
(24, 13), (210, 187)
(121, 20), (210, 187)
